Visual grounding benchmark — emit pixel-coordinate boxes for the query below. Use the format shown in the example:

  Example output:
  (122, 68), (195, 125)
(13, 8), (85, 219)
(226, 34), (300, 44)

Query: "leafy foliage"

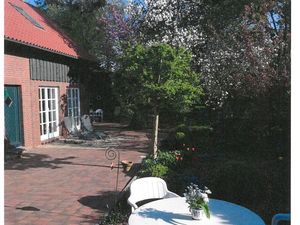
(117, 43), (202, 111)
(139, 151), (180, 178)
(116, 43), (203, 155)
(138, 150), (179, 178)
(161, 124), (213, 151)
(127, 0), (290, 158)
(46, 2), (105, 59)
(99, 191), (131, 225)
(46, 0), (105, 12)
(100, 210), (129, 225)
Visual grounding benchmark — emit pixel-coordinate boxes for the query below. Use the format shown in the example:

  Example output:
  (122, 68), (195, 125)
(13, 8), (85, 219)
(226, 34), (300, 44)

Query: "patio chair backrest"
(63, 117), (73, 133)
(95, 109), (103, 115)
(127, 177), (179, 211)
(81, 115), (93, 132)
(271, 213), (290, 225)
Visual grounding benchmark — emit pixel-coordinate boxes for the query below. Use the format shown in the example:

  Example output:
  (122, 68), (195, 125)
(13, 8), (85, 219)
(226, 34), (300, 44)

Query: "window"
(39, 87), (59, 140)
(67, 88), (81, 131)
(9, 2), (44, 30)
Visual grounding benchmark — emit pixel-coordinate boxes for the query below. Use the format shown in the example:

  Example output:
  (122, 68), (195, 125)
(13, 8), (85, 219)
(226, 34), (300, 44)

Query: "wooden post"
(151, 107), (159, 159)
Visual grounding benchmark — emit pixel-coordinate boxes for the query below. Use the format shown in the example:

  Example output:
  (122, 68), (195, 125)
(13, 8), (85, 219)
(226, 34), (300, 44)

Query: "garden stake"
(105, 146), (120, 204)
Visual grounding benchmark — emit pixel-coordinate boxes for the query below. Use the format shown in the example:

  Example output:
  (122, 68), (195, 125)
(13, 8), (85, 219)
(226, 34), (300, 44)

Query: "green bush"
(100, 210), (129, 225)
(175, 132), (186, 141)
(156, 151), (178, 168)
(140, 151), (178, 168)
(138, 151), (179, 178)
(99, 191), (131, 225)
(208, 160), (266, 206)
(203, 158), (290, 222)
(150, 164), (169, 178)
(161, 124), (213, 151)
(139, 163), (169, 178)
(129, 110), (149, 129)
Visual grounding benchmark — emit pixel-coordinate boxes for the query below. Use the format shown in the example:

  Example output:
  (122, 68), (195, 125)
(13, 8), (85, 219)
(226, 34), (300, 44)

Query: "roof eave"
(4, 36), (79, 59)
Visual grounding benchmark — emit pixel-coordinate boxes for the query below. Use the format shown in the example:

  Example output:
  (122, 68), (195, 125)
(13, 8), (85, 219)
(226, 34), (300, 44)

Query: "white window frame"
(67, 88), (81, 132)
(39, 87), (59, 141)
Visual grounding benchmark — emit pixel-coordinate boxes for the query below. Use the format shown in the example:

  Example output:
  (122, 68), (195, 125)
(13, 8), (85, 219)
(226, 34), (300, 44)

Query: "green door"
(4, 86), (23, 146)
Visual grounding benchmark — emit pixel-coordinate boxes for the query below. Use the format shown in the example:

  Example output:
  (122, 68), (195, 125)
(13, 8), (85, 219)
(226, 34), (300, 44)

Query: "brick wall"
(5, 54), (70, 148)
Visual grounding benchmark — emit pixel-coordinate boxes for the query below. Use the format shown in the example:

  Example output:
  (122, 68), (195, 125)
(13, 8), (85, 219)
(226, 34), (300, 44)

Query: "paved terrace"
(5, 123), (150, 225)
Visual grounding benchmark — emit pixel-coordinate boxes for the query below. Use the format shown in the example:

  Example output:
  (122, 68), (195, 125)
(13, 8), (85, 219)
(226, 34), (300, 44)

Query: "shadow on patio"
(4, 152), (120, 171)
(78, 190), (130, 224)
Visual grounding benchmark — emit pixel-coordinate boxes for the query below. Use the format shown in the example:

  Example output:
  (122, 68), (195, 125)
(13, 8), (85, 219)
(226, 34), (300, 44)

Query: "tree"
(46, 0), (139, 70)
(116, 43), (203, 157)
(126, 0), (290, 155)
(127, 0), (290, 106)
(98, 1), (136, 70)
(46, 0), (105, 12)
(45, 1), (105, 61)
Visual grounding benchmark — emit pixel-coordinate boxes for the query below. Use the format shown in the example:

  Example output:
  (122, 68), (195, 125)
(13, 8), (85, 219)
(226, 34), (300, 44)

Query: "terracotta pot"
(121, 160), (133, 172)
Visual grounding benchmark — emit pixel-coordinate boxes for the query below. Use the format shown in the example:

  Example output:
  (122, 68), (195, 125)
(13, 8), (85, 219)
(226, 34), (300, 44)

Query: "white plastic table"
(128, 197), (266, 225)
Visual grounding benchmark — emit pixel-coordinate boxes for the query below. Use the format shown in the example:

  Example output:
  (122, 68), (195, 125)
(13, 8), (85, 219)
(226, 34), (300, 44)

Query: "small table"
(128, 197), (266, 225)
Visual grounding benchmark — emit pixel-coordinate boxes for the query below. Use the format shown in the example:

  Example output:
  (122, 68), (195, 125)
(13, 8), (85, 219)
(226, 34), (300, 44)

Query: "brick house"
(4, 0), (93, 148)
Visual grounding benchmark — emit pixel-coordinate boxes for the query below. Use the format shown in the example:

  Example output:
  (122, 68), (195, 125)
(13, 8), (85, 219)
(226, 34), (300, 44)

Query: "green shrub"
(139, 163), (169, 178)
(204, 158), (290, 222)
(119, 106), (134, 123)
(100, 210), (129, 225)
(140, 151), (177, 168)
(129, 110), (148, 129)
(99, 191), (131, 225)
(175, 132), (186, 141)
(138, 151), (178, 178)
(176, 123), (186, 132)
(208, 160), (266, 206)
(161, 124), (213, 151)
(141, 157), (156, 168)
(156, 151), (178, 168)
(150, 164), (169, 178)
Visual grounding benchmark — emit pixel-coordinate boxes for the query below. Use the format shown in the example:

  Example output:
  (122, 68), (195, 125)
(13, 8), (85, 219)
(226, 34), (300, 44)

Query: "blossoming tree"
(125, 0), (290, 155)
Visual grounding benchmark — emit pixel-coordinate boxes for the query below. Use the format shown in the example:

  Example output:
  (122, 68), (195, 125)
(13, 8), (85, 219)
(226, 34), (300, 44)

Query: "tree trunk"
(151, 108), (159, 159)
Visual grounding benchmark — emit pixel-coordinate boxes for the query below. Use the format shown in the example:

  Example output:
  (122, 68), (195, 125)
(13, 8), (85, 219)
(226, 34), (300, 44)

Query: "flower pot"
(191, 208), (205, 220)
(121, 160), (133, 172)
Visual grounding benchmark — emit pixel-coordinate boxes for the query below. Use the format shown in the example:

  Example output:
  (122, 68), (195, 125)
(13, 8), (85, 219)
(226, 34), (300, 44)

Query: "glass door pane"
(39, 87), (59, 141)
(67, 88), (81, 131)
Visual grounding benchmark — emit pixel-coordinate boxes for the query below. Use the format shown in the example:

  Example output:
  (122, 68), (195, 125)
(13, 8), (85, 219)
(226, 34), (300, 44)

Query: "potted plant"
(121, 160), (133, 172)
(184, 183), (212, 220)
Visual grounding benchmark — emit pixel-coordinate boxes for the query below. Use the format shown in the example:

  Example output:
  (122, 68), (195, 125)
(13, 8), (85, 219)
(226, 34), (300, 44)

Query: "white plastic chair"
(271, 213), (290, 225)
(127, 177), (179, 212)
(94, 109), (103, 122)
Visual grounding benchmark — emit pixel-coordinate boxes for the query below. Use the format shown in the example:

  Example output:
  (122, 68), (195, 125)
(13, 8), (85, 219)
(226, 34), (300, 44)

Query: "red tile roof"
(5, 0), (92, 59)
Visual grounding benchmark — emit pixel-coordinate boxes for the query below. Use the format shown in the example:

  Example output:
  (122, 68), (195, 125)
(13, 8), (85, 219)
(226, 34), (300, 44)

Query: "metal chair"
(271, 213), (290, 225)
(127, 177), (179, 212)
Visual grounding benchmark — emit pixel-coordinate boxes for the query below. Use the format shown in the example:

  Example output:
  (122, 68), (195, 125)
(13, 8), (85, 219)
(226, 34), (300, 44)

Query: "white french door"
(67, 88), (81, 132)
(39, 87), (59, 141)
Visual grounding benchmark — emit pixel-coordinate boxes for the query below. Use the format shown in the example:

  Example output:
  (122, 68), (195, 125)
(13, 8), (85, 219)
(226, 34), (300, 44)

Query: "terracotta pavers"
(5, 124), (150, 225)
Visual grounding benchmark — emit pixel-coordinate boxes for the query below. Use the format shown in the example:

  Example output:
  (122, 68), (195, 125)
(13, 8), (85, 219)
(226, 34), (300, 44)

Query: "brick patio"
(4, 124), (150, 225)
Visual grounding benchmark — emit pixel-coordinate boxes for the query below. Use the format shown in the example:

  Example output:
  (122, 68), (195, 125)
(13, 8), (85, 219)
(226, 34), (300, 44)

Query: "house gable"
(5, 0), (93, 60)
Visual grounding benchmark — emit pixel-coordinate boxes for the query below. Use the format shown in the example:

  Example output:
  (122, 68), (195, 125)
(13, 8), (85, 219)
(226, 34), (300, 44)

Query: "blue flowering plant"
(184, 183), (212, 218)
